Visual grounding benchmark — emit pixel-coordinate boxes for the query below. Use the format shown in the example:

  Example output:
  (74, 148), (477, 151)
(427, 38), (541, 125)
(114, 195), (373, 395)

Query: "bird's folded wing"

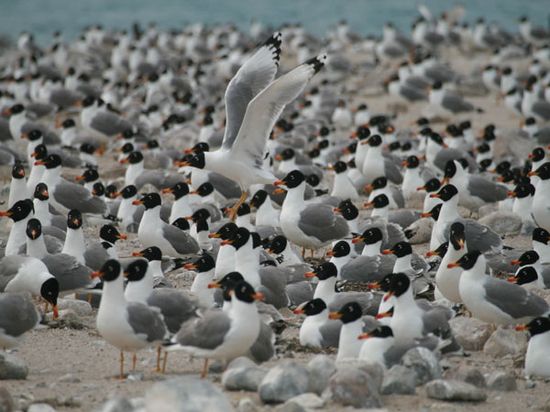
(174, 309), (231, 350)
(222, 33), (281, 150)
(230, 54), (327, 166)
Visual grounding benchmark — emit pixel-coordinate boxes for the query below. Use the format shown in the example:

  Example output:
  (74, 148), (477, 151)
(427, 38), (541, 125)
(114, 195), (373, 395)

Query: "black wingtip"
(264, 32), (282, 62)
(305, 54), (327, 74)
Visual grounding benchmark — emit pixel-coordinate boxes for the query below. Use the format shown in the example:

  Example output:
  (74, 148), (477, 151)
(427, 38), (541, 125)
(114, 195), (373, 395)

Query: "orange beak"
(161, 188), (173, 194)
(382, 291), (394, 302)
(367, 281), (381, 290)
(375, 309), (393, 318)
(351, 236), (363, 244)
(447, 262), (460, 269)
(184, 263), (198, 270)
(420, 212), (432, 218)
(382, 249), (393, 255)
(326, 250), (334, 257)
(328, 311), (342, 320)
(441, 177), (450, 185)
(274, 154), (283, 161)
(401, 160), (408, 167)
(208, 232), (221, 239)
(52, 305), (59, 319)
(333, 207), (342, 213)
(175, 160), (191, 167)
(357, 332), (370, 340)
(528, 171), (537, 177)
(507, 276), (518, 283)
(34, 160), (46, 166)
(304, 271), (316, 278)
(363, 201), (374, 208)
(132, 251), (144, 257)
(510, 259), (521, 265)
(364, 184), (374, 193)
(20, 132), (28, 139)
(91, 270), (104, 279)
(220, 239), (233, 246)
(183, 148), (193, 154)
(253, 292), (265, 301)
(132, 199), (143, 206)
(426, 250), (436, 257)
(416, 185), (426, 191)
(119, 158), (129, 164)
(515, 324), (528, 331)
(75, 175), (85, 181)
(273, 188), (286, 194)
(0, 210), (13, 217)
(207, 281), (221, 289)
(116, 233), (127, 240)
(293, 307), (304, 315)
(430, 193), (441, 199)
(273, 179), (285, 186)
(507, 191), (516, 198)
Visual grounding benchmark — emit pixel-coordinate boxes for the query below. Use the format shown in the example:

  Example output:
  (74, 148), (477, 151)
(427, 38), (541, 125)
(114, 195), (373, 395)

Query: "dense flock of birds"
(1, 6), (550, 383)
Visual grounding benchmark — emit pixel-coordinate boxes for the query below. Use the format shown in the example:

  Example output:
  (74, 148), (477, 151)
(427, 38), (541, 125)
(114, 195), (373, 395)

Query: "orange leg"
(200, 358), (209, 379)
(119, 351), (125, 380)
(156, 346), (162, 372)
(228, 192), (248, 221)
(161, 351), (168, 374)
(132, 353), (137, 371)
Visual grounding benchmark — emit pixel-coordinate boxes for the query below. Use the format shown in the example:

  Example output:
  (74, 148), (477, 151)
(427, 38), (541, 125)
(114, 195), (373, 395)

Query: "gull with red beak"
(179, 36), (326, 221)
(294, 298), (341, 348)
(8, 163), (28, 208)
(450, 251), (549, 325)
(516, 317), (550, 378)
(530, 162), (550, 232)
(165, 280), (263, 378)
(93, 259), (168, 379)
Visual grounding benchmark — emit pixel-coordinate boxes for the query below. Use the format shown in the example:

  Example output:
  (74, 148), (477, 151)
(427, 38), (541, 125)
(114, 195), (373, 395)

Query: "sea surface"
(0, 0), (549, 45)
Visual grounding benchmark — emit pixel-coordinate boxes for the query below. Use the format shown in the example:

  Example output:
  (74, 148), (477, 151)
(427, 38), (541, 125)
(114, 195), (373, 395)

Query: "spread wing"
(221, 33), (281, 150)
(229, 54), (327, 167)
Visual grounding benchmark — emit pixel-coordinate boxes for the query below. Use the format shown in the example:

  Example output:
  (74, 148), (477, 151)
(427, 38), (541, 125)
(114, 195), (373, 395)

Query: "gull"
(0, 292), (40, 350)
(449, 251), (549, 325)
(293, 298), (341, 348)
(516, 317), (550, 378)
(329, 301), (366, 361)
(181, 32), (326, 219)
(93, 259), (168, 379)
(8, 163), (28, 208)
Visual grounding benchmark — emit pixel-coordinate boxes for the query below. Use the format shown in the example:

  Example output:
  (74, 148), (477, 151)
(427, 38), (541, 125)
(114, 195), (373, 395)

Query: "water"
(0, 0), (549, 45)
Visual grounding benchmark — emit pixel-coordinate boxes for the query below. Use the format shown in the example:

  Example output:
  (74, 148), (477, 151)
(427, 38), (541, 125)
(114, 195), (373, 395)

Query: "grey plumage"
(161, 224), (200, 255)
(41, 254), (93, 292)
(298, 204), (349, 243)
(248, 321), (275, 363)
(126, 302), (167, 343)
(53, 182), (107, 214)
(0, 292), (39, 339)
(318, 319), (341, 347)
(89, 112), (132, 136)
(286, 281), (315, 307)
(483, 278), (549, 320)
(467, 177), (508, 203)
(340, 255), (396, 282)
(147, 289), (199, 334)
(173, 309), (231, 350)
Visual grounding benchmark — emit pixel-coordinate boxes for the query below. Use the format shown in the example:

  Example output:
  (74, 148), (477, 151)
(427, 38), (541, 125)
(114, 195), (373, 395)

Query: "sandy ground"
(1, 44), (549, 411)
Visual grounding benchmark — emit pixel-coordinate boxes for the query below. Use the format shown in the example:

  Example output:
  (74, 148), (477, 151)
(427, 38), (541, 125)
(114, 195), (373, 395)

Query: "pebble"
(27, 404), (57, 412)
(98, 397), (134, 412)
(525, 380), (536, 389)
(444, 365), (486, 388)
(144, 377), (233, 412)
(222, 361), (268, 392)
(237, 398), (258, 412)
(57, 298), (93, 316)
(323, 367), (382, 409)
(307, 355), (336, 395)
(58, 373), (81, 383)
(449, 317), (493, 351)
(381, 365), (416, 395)
(401, 347), (441, 385)
(278, 393), (325, 411)
(425, 379), (487, 402)
(259, 361), (310, 404)
(336, 360), (384, 391)
(483, 328), (527, 358)
(0, 352), (28, 380)
(0, 388), (14, 412)
(486, 371), (517, 392)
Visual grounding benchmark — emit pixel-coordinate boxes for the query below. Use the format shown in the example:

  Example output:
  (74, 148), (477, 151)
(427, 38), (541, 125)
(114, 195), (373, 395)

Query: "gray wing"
(534, 127), (550, 145)
(384, 159), (403, 184)
(433, 148), (474, 172)
(49, 89), (83, 108)
(484, 277), (549, 319)
(42, 254), (93, 291)
(259, 267), (289, 309)
(388, 210), (421, 229)
(222, 33), (281, 150)
(174, 309), (231, 350)
(454, 219), (502, 253)
(319, 319), (341, 348)
(161, 224), (200, 255)
(90, 112), (132, 136)
(328, 292), (380, 316)
(248, 321), (275, 363)
(42, 226), (66, 241)
(401, 84), (428, 101)
(340, 255), (396, 282)
(298, 204), (349, 243)
(83, 243), (111, 270)
(54, 182), (107, 214)
(0, 292), (39, 337)
(26, 102), (56, 118)
(126, 302), (167, 343)
(390, 186), (405, 208)
(148, 289), (199, 334)
(532, 101), (550, 121)
(0, 256), (31, 290)
(467, 177), (507, 203)
(285, 281), (315, 307)
(207, 172), (242, 200)
(441, 93), (474, 113)
(134, 170), (166, 190)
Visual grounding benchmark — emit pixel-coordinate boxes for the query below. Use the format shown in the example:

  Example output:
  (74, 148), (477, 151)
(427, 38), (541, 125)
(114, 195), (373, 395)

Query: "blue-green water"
(0, 0), (549, 44)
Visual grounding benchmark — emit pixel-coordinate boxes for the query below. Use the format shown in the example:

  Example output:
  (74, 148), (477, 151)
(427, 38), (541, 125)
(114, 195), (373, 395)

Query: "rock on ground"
(98, 397), (134, 412)
(259, 361), (310, 404)
(237, 398), (258, 412)
(484, 328), (528, 358)
(307, 355), (336, 395)
(0, 388), (14, 412)
(144, 377), (234, 412)
(336, 360), (384, 391)
(222, 357), (268, 392)
(381, 365), (416, 395)
(0, 352), (28, 380)
(487, 371), (517, 391)
(401, 347), (441, 385)
(277, 393), (325, 412)
(425, 379), (488, 402)
(27, 404), (57, 412)
(444, 365), (487, 388)
(449, 317), (493, 351)
(323, 367), (382, 409)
